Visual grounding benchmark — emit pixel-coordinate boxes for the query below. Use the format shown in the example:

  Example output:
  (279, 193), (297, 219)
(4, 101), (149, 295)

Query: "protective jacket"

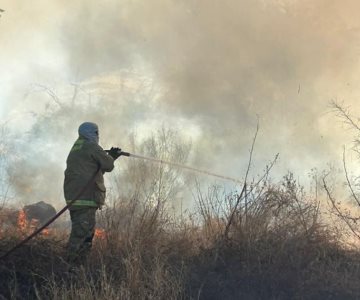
(64, 137), (114, 208)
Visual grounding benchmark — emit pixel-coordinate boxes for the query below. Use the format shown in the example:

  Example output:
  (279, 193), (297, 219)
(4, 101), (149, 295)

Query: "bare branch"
(342, 147), (360, 207)
(323, 176), (360, 240)
(31, 84), (63, 108)
(224, 120), (259, 239)
(330, 100), (360, 132)
(69, 83), (79, 107)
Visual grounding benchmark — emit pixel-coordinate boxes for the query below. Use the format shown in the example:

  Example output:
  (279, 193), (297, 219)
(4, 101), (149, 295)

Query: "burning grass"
(2, 176), (360, 299)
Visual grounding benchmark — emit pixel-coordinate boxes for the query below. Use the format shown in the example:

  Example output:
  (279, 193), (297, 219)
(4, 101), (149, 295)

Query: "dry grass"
(1, 175), (360, 299)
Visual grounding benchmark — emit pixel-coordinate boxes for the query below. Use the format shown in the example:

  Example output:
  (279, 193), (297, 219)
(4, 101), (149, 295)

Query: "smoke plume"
(1, 0), (360, 205)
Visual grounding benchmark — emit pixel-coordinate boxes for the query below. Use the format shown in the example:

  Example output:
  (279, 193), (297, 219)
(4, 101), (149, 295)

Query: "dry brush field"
(1, 173), (360, 300)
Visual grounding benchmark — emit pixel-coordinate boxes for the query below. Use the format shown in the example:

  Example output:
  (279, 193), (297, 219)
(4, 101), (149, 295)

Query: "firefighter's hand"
(107, 147), (122, 160)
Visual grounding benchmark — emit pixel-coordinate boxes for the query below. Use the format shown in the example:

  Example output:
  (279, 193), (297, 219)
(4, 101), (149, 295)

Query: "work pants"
(66, 207), (97, 266)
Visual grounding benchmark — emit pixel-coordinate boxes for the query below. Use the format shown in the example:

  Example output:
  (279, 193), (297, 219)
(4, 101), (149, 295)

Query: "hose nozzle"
(105, 148), (130, 157)
(120, 151), (130, 157)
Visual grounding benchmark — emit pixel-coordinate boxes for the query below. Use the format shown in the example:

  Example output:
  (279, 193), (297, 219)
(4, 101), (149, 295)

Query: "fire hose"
(0, 150), (128, 260)
(0, 149), (241, 260)
(0, 166), (102, 260)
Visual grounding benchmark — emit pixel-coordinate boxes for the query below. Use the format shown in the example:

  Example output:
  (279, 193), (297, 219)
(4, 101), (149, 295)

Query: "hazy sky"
(1, 0), (360, 205)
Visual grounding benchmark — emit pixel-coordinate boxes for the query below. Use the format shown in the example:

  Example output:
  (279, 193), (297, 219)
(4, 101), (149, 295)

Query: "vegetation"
(2, 98), (360, 299)
(2, 169), (360, 299)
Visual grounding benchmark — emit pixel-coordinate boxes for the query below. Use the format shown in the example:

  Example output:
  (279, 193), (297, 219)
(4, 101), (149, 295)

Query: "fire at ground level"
(0, 201), (106, 240)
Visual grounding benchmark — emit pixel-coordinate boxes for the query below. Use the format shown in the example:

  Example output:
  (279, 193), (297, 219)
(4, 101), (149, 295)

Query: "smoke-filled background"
(1, 0), (360, 208)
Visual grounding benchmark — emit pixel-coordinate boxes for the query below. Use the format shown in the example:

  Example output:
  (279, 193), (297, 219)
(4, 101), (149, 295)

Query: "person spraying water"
(0, 125), (242, 261)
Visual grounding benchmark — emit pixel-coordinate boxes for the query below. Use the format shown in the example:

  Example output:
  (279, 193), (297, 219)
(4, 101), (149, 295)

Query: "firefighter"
(63, 122), (121, 266)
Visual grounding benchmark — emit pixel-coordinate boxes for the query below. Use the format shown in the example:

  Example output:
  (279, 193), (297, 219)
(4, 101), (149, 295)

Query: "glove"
(107, 147), (122, 160)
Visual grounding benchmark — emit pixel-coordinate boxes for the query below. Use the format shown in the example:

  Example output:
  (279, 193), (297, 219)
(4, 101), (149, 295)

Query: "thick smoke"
(1, 0), (360, 205)
(59, 0), (360, 169)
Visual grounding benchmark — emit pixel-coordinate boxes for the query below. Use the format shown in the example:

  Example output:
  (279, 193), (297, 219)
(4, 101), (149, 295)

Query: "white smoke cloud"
(1, 0), (360, 205)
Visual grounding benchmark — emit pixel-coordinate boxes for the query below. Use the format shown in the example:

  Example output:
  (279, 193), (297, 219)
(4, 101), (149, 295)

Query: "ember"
(41, 228), (50, 236)
(95, 228), (106, 240)
(17, 209), (28, 231)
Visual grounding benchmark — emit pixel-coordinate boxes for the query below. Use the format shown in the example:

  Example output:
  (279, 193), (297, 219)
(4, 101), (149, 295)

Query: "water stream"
(128, 153), (242, 185)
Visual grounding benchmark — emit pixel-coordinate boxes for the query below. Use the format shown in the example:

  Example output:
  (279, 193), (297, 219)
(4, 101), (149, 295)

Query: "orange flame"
(94, 228), (106, 240)
(17, 209), (28, 231)
(16, 210), (51, 236)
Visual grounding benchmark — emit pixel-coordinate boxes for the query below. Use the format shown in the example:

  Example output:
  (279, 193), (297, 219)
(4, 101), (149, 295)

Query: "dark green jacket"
(64, 138), (114, 208)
